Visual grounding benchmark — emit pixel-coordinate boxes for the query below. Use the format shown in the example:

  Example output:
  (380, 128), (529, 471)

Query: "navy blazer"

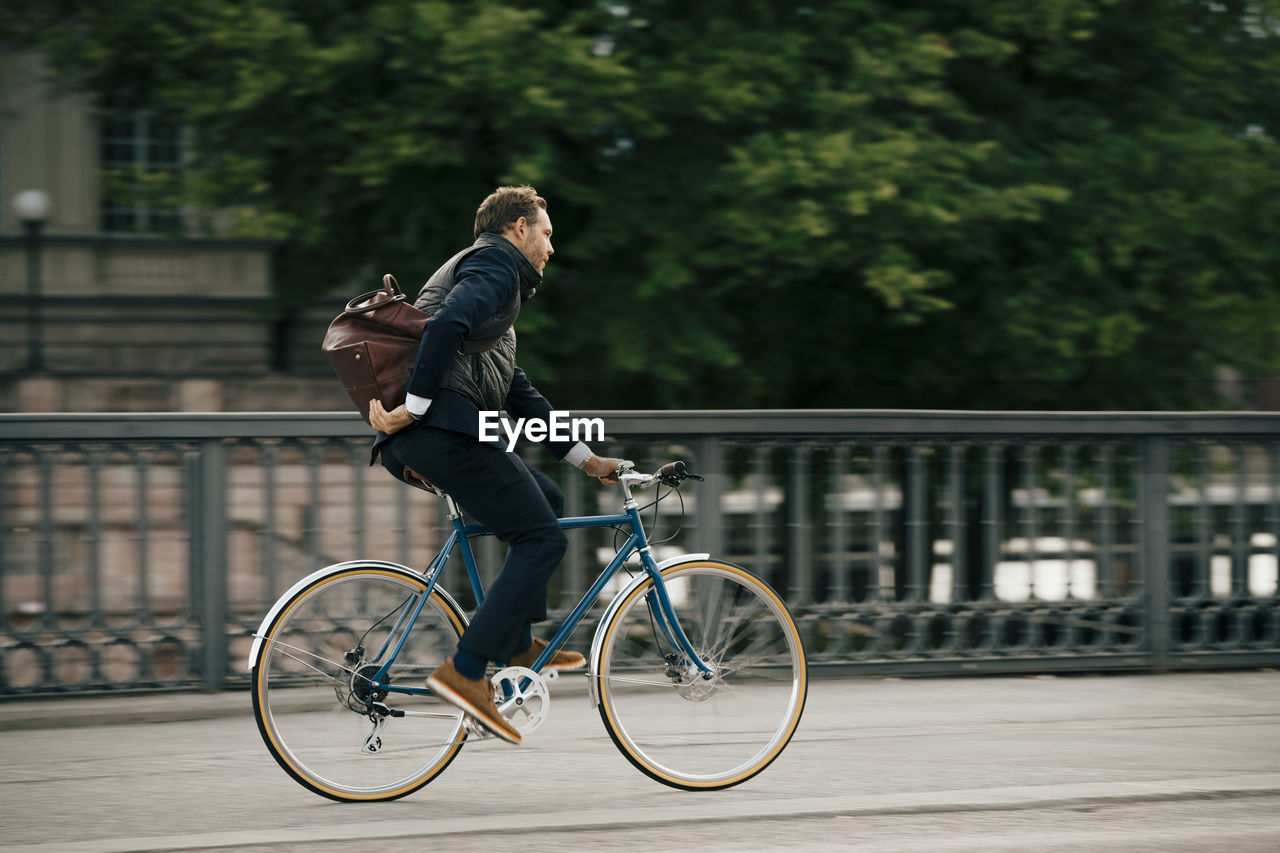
(370, 246), (575, 464)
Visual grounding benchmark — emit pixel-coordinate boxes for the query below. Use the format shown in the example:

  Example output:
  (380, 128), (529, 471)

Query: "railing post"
(695, 437), (724, 560)
(37, 449), (55, 632)
(981, 443), (1003, 600)
(197, 439), (230, 691)
(789, 444), (812, 606)
(1143, 436), (1171, 671)
(906, 443), (928, 602)
(946, 444), (967, 603)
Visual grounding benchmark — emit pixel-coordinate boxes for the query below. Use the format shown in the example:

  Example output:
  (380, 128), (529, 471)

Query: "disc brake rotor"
(671, 650), (719, 702)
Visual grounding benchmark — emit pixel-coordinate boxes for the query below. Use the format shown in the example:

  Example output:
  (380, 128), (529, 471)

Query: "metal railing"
(1, 410), (1278, 696)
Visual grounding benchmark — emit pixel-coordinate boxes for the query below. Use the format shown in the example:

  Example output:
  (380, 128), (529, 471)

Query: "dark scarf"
(472, 232), (541, 302)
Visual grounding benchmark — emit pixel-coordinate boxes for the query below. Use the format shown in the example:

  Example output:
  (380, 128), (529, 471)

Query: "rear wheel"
(595, 560), (807, 790)
(251, 565), (468, 801)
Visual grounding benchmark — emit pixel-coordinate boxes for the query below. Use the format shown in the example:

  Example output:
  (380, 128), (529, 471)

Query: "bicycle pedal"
(461, 717), (494, 740)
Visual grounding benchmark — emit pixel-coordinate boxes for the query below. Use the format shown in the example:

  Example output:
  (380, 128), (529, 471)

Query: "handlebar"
(614, 460), (703, 490)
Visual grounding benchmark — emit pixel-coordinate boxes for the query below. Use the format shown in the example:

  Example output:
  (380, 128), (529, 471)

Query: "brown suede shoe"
(508, 637), (586, 672)
(426, 659), (521, 745)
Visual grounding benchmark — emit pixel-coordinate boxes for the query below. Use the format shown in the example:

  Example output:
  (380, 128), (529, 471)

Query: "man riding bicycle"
(368, 186), (624, 744)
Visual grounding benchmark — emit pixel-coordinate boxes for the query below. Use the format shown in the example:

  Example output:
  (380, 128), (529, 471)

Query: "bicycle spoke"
(590, 673), (682, 689)
(705, 609), (778, 661)
(257, 636), (357, 682)
(698, 575), (729, 655)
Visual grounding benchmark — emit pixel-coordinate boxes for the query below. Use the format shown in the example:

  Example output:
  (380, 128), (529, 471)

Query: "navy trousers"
(379, 424), (568, 663)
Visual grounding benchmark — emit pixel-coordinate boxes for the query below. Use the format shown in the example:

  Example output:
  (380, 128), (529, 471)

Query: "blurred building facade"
(0, 52), (344, 414)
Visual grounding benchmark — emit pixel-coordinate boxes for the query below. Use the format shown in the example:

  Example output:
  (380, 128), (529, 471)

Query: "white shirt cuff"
(564, 442), (593, 470)
(405, 393), (432, 417)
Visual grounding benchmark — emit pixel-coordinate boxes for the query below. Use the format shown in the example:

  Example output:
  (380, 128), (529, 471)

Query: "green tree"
(8, 0), (1280, 409)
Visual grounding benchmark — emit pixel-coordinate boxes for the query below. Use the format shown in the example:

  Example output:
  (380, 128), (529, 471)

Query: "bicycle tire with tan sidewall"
(594, 560), (808, 790)
(251, 565), (469, 802)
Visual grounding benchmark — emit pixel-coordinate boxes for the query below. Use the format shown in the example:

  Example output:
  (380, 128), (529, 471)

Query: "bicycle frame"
(370, 489), (715, 699)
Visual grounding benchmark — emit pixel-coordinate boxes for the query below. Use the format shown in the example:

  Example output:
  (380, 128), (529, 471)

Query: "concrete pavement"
(1, 671), (1279, 852)
(0, 689), (255, 731)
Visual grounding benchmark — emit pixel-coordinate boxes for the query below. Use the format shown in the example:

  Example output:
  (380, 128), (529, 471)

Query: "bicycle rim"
(252, 567), (467, 801)
(596, 561), (807, 790)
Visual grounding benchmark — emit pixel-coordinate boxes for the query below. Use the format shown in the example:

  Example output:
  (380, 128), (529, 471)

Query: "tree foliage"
(8, 0), (1280, 409)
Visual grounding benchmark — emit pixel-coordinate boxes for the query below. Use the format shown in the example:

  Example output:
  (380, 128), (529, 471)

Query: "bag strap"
(343, 274), (406, 316)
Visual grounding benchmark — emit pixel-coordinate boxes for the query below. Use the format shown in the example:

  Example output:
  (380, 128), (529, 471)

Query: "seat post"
(443, 492), (462, 520)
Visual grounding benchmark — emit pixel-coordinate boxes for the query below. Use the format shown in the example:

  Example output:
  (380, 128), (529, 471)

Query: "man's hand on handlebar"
(583, 455), (627, 485)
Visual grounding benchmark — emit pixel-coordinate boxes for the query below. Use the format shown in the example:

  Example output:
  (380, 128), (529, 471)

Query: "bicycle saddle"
(402, 466), (444, 496)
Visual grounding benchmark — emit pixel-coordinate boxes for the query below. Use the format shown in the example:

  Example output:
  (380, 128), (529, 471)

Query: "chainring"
(490, 666), (552, 735)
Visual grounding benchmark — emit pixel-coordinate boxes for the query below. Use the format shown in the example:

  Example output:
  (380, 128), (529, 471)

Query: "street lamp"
(12, 189), (51, 372)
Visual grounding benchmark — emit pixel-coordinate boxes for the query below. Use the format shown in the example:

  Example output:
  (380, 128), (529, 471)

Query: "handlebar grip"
(656, 460), (693, 486)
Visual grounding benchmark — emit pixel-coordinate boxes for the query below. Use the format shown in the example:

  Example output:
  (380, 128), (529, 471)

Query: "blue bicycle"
(248, 461), (808, 801)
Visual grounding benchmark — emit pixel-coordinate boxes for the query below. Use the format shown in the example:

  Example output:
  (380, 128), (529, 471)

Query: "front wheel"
(251, 565), (469, 801)
(594, 560), (807, 790)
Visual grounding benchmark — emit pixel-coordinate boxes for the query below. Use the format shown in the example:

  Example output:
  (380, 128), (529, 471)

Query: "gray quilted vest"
(412, 233), (540, 412)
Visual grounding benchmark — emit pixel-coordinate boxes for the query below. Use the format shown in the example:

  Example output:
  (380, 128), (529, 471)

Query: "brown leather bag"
(321, 273), (499, 424)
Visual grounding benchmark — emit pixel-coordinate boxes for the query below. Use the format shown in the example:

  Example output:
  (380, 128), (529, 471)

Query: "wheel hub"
(668, 651), (719, 701)
(349, 662), (389, 707)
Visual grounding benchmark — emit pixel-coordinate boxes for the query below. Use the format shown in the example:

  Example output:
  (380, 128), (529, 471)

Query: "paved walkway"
(2, 671), (1278, 852)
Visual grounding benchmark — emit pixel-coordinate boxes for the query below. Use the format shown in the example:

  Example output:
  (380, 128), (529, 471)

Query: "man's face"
(515, 208), (554, 274)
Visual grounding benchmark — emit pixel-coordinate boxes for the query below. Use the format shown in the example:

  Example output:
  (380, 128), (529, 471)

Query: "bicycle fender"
(587, 552), (709, 707)
(246, 560), (467, 671)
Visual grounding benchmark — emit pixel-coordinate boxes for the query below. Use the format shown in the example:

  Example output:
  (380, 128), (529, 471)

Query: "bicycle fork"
(638, 551), (716, 680)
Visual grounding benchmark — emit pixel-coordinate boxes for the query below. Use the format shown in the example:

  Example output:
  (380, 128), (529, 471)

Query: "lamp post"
(12, 189), (51, 372)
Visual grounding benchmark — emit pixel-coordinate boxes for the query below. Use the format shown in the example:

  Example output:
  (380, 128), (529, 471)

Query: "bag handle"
(343, 273), (407, 315)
